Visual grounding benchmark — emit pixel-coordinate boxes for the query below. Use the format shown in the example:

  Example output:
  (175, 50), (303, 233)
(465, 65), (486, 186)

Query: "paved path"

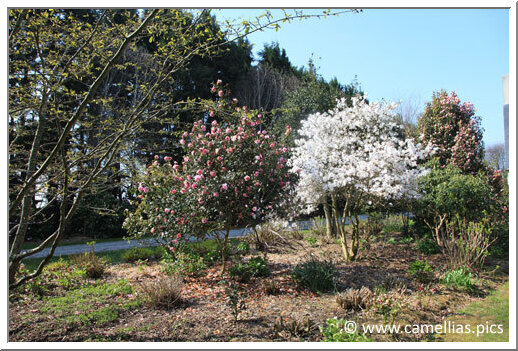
(22, 217), (366, 259)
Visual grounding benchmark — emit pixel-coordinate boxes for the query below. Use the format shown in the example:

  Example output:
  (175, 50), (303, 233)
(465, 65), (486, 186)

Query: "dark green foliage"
(221, 280), (247, 322)
(236, 241), (250, 256)
(291, 257), (335, 293)
(122, 247), (161, 263)
(229, 256), (270, 282)
(418, 237), (440, 255)
(247, 256), (270, 277)
(409, 260), (434, 284)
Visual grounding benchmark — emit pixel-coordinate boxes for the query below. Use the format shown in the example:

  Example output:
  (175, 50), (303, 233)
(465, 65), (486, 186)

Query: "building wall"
(503, 75), (509, 170)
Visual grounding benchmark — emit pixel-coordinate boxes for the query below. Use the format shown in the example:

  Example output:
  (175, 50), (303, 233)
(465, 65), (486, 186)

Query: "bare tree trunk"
(323, 199), (334, 238)
(220, 228), (230, 276)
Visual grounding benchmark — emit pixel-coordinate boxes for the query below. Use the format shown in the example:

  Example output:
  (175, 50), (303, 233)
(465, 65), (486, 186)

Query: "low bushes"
(291, 257), (335, 293)
(320, 318), (370, 342)
(229, 256), (270, 283)
(70, 252), (106, 279)
(409, 260), (434, 284)
(138, 275), (183, 309)
(441, 267), (474, 291)
(121, 246), (163, 263)
(162, 252), (207, 277)
(336, 287), (373, 311)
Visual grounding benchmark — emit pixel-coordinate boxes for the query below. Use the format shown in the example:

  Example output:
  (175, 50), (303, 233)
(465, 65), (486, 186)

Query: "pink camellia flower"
(258, 114), (262, 118)
(210, 171), (216, 177)
(254, 140), (260, 144)
(187, 143), (193, 148)
(254, 182), (260, 186)
(218, 90), (224, 97)
(194, 175), (202, 182)
(225, 128), (232, 134)
(177, 233), (182, 239)
(212, 120), (218, 126)
(197, 169), (203, 175)
(143, 187), (149, 193)
(154, 155), (159, 160)
(173, 164), (179, 171)
(252, 207), (257, 212)
(150, 227), (155, 234)
(138, 194), (144, 199)
(254, 171), (260, 177)
(192, 183), (197, 189)
(244, 175), (251, 181)
(202, 218), (208, 224)
(171, 189), (176, 194)
(172, 239), (177, 244)
(221, 167), (226, 172)
(138, 185), (144, 192)
(170, 247), (175, 252)
(180, 139), (185, 145)
(164, 208), (170, 213)
(153, 161), (159, 166)
(201, 125), (206, 132)
(216, 79), (222, 85)
(180, 188), (186, 194)
(213, 192), (219, 197)
(211, 86), (217, 93)
(221, 183), (228, 191)
(243, 193), (248, 197)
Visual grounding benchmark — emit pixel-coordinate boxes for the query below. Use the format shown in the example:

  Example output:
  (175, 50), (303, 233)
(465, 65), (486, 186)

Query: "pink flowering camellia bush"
(417, 90), (484, 175)
(124, 82), (293, 274)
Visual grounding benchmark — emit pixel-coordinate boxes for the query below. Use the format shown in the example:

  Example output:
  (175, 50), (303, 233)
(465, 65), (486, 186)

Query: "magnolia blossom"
(290, 96), (432, 213)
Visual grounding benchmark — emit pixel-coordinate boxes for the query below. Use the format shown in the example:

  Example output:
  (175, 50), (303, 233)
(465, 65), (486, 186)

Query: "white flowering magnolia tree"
(290, 97), (431, 261)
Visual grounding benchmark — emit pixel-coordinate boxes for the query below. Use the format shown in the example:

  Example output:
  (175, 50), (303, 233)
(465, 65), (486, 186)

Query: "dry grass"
(138, 275), (183, 309)
(336, 286), (374, 311)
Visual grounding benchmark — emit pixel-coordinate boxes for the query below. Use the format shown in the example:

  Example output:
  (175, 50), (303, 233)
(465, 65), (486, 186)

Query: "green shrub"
(383, 219), (404, 234)
(122, 247), (157, 263)
(305, 236), (318, 246)
(399, 236), (413, 244)
(229, 262), (252, 283)
(236, 241), (250, 256)
(409, 260), (434, 283)
(387, 237), (397, 245)
(229, 256), (269, 282)
(441, 267), (474, 291)
(320, 318), (370, 342)
(70, 252), (106, 279)
(418, 237), (440, 255)
(162, 252), (207, 277)
(247, 256), (270, 277)
(221, 280), (246, 322)
(291, 257), (335, 293)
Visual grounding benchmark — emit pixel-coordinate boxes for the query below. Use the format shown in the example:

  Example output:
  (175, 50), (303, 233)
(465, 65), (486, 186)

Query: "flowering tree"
(418, 90), (484, 174)
(124, 82), (293, 273)
(290, 97), (431, 261)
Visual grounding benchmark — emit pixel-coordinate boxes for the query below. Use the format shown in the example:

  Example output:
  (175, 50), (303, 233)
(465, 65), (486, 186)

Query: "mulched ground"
(9, 233), (508, 342)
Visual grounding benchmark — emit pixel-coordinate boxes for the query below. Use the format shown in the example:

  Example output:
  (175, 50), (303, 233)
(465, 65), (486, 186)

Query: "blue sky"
(216, 8), (509, 147)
